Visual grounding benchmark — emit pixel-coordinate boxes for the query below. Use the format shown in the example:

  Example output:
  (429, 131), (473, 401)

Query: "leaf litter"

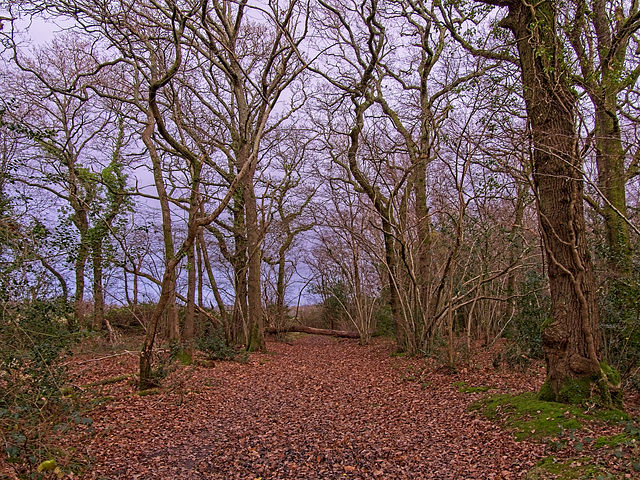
(50, 335), (639, 479)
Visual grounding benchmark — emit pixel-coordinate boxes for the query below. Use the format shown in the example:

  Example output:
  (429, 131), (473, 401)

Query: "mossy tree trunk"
(494, 0), (620, 405)
(567, 0), (638, 278)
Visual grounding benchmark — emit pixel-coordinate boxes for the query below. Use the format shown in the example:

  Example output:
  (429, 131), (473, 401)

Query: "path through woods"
(66, 335), (550, 479)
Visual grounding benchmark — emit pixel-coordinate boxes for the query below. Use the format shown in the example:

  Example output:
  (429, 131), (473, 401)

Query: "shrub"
(497, 270), (549, 370)
(600, 275), (640, 384)
(0, 299), (84, 477)
(196, 327), (237, 361)
(373, 304), (394, 338)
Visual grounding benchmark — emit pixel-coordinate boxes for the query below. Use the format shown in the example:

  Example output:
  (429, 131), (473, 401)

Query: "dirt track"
(66, 335), (548, 479)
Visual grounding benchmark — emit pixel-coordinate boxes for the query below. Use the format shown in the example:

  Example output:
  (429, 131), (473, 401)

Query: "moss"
(85, 373), (133, 387)
(137, 388), (160, 396)
(461, 385), (493, 393)
(599, 361), (624, 408)
(593, 433), (634, 448)
(538, 381), (555, 402)
(471, 392), (586, 441)
(556, 376), (593, 404)
(538, 364), (624, 408)
(600, 361), (621, 386)
(89, 396), (114, 406)
(59, 386), (76, 397)
(539, 315), (553, 333)
(525, 456), (606, 479)
(473, 393), (631, 441)
(175, 350), (193, 366)
(593, 408), (629, 423)
(453, 381), (494, 393)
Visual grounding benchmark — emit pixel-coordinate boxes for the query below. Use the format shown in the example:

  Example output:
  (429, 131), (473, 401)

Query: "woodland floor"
(24, 335), (640, 479)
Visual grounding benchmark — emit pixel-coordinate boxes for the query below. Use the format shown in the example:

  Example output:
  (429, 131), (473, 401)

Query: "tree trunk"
(505, 183), (527, 321)
(382, 217), (405, 351)
(594, 100), (631, 276)
(73, 239), (89, 326)
(140, 261), (178, 390)
(244, 169), (265, 352)
(183, 241), (196, 354)
(198, 229), (229, 329)
(91, 239), (104, 332)
(232, 191), (249, 344)
(500, 0), (620, 405)
(275, 249), (288, 327)
(266, 325), (360, 339)
(590, 0), (632, 278)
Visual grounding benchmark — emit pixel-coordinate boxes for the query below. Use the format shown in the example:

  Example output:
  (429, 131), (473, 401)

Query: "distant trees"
(1, 35), (129, 340)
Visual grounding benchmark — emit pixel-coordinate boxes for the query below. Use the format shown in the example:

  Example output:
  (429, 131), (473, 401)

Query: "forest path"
(71, 335), (547, 479)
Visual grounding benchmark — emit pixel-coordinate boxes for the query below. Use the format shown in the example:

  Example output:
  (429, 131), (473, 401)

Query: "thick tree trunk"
(244, 172), (265, 352)
(501, 0), (619, 405)
(232, 191), (249, 344)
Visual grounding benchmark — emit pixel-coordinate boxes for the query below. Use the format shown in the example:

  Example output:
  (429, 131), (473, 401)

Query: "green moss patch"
(525, 456), (608, 479)
(472, 393), (639, 478)
(538, 362), (623, 408)
(594, 422), (640, 448)
(470, 393), (627, 442)
(471, 393), (587, 441)
(137, 388), (160, 397)
(452, 381), (494, 394)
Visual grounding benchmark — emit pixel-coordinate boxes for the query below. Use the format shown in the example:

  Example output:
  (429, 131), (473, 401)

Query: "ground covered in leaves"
(10, 335), (640, 479)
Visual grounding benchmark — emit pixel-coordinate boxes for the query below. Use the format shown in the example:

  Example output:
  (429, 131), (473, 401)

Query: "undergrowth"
(0, 299), (90, 478)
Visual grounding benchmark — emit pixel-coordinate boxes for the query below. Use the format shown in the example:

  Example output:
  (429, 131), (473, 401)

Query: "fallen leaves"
(46, 335), (637, 479)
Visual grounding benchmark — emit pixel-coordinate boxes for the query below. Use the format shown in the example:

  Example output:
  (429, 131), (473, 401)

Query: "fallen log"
(266, 325), (360, 339)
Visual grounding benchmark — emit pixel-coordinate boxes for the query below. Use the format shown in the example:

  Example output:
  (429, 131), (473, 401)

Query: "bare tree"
(2, 33), (128, 336)
(564, 0), (640, 276)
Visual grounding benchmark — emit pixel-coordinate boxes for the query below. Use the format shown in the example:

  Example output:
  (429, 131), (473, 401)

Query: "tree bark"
(244, 166), (265, 352)
(232, 191), (249, 344)
(266, 325), (360, 339)
(73, 238), (89, 325)
(580, 0), (633, 277)
(197, 228), (229, 329)
(593, 97), (630, 275)
(500, 0), (618, 404)
(91, 239), (104, 332)
(183, 241), (196, 354)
